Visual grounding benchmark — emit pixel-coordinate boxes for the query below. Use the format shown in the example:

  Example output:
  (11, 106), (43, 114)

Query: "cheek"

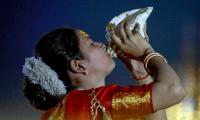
(93, 51), (108, 62)
(89, 51), (108, 66)
(88, 52), (115, 74)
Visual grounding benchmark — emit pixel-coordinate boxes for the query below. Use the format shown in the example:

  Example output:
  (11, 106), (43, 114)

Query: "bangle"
(132, 73), (149, 81)
(144, 52), (168, 73)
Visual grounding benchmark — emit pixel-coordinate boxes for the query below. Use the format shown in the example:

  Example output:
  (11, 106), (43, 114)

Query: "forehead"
(75, 30), (91, 44)
(79, 30), (89, 37)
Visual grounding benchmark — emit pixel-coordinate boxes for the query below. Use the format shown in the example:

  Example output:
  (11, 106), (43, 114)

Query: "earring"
(84, 70), (88, 75)
(74, 80), (81, 85)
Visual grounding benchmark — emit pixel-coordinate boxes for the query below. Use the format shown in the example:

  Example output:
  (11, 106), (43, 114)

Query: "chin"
(106, 60), (116, 75)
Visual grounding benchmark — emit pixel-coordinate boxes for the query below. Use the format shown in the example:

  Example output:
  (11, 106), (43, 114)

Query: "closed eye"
(90, 42), (95, 47)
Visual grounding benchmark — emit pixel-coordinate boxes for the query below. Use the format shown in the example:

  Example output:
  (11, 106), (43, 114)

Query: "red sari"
(41, 83), (154, 120)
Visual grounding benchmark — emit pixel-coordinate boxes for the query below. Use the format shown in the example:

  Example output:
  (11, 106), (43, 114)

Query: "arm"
(145, 49), (186, 110)
(110, 22), (186, 111)
(119, 57), (167, 120)
(136, 66), (167, 120)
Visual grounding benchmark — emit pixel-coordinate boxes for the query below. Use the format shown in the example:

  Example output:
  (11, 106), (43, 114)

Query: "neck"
(77, 73), (106, 90)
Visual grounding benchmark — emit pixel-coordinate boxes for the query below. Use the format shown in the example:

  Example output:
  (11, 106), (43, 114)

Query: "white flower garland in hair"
(22, 56), (67, 96)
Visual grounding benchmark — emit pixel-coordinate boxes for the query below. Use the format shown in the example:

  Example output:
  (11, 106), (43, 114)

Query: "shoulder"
(65, 85), (119, 96)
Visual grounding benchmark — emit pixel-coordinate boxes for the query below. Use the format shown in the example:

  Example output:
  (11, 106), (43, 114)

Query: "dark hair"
(23, 28), (82, 111)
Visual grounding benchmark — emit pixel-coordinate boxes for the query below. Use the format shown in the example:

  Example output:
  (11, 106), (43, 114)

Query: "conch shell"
(106, 7), (153, 58)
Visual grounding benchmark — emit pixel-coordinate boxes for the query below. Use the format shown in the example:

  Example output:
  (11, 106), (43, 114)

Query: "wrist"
(143, 52), (168, 74)
(138, 75), (153, 85)
(144, 48), (155, 56)
(138, 48), (155, 61)
(132, 73), (149, 81)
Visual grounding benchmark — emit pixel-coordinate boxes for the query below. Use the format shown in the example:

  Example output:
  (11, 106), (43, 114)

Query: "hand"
(116, 22), (150, 80)
(110, 22), (152, 58)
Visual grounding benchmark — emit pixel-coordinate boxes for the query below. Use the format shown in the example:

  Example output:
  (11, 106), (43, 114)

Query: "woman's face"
(76, 30), (115, 76)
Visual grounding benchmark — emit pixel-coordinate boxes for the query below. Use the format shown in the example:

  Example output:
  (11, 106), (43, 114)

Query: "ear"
(69, 59), (87, 74)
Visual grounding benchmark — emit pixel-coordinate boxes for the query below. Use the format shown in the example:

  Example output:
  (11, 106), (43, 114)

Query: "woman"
(22, 22), (185, 120)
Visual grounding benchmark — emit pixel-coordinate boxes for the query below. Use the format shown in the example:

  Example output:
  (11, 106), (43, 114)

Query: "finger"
(109, 43), (117, 52)
(115, 47), (122, 54)
(135, 31), (143, 38)
(120, 22), (128, 41)
(118, 52), (125, 59)
(132, 23), (140, 35)
(110, 30), (123, 49)
(125, 22), (134, 39)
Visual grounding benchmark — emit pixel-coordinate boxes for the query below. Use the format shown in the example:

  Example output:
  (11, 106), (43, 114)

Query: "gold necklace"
(89, 89), (112, 120)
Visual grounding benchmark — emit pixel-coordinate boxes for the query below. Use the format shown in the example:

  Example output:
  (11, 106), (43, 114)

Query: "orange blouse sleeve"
(41, 96), (67, 120)
(41, 104), (64, 120)
(110, 83), (154, 119)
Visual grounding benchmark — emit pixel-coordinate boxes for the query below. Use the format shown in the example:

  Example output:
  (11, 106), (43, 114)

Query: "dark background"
(0, 0), (199, 119)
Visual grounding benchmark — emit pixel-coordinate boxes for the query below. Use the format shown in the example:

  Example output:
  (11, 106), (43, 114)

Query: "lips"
(101, 44), (112, 58)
